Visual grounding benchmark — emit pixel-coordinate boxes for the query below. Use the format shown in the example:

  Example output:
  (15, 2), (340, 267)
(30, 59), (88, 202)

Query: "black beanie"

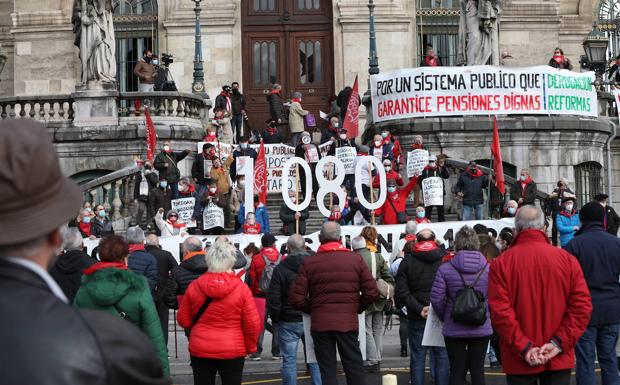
(579, 202), (605, 223)
(261, 233), (276, 247)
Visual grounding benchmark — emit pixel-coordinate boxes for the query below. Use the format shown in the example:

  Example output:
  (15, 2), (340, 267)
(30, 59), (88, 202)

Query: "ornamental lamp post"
(362, 0), (380, 144)
(191, 0), (209, 102)
(582, 27), (609, 78)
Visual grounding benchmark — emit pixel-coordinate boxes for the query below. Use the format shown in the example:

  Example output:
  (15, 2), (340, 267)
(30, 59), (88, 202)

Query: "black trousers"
(444, 336), (490, 385)
(551, 213), (559, 246)
(190, 356), (245, 385)
(312, 331), (365, 385)
(155, 300), (169, 345)
(506, 370), (571, 385)
(425, 205), (446, 222)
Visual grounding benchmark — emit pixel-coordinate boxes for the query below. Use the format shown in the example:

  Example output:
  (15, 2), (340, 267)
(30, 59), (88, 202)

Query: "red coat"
(375, 177), (418, 225)
(177, 272), (261, 359)
(248, 246), (281, 297)
(289, 242), (378, 332)
(488, 229), (592, 375)
(372, 170), (403, 187)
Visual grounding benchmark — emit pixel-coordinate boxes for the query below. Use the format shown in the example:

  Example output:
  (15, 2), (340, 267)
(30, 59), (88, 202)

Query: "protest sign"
(422, 177), (444, 206)
(203, 202), (225, 230)
(370, 66), (597, 122)
(171, 197), (196, 228)
(422, 305), (445, 347)
(407, 149), (429, 178)
(336, 147), (356, 174)
(236, 156), (250, 176)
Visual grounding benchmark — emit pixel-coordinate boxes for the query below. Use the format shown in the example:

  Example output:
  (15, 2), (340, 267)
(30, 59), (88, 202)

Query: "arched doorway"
(113, 0), (158, 93)
(241, 0), (334, 132)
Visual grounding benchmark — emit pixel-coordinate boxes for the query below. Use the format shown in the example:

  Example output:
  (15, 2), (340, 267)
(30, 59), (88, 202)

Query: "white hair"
(405, 220), (418, 235)
(287, 234), (305, 252)
(351, 236), (367, 251)
(514, 205), (545, 233)
(144, 234), (159, 247)
(125, 226), (145, 245)
(62, 227), (84, 251)
(205, 240), (237, 273)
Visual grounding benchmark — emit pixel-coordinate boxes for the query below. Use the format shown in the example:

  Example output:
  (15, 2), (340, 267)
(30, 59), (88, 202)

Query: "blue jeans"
(170, 182), (179, 200)
(278, 322), (321, 385)
(231, 114), (244, 143)
(576, 323), (620, 385)
(192, 184), (208, 220)
(463, 204), (484, 221)
(408, 319), (449, 385)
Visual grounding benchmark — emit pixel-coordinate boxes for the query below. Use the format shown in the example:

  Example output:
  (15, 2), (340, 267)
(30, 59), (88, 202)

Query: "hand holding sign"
(407, 149), (429, 178)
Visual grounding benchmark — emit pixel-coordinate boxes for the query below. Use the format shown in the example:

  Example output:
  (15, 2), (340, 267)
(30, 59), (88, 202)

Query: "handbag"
(304, 113), (316, 128)
(371, 252), (394, 300)
(187, 297), (213, 336)
(388, 198), (408, 224)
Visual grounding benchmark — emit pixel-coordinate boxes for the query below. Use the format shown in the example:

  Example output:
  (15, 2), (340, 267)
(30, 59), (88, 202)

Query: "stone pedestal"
(72, 83), (119, 127)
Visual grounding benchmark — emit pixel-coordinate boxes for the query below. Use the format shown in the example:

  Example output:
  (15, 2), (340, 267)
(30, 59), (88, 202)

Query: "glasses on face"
(169, 215), (178, 218)
(554, 51), (561, 55)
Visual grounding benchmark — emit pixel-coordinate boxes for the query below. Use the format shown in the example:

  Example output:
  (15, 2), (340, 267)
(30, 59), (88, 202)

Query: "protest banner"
(171, 197), (196, 228)
(336, 146), (356, 174)
(422, 305), (445, 347)
(407, 149), (429, 178)
(370, 66), (597, 122)
(202, 202), (225, 230)
(422, 177), (444, 206)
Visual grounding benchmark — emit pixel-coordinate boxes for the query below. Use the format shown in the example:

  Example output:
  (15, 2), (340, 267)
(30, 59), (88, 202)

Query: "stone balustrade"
(118, 91), (206, 119)
(0, 95), (74, 122)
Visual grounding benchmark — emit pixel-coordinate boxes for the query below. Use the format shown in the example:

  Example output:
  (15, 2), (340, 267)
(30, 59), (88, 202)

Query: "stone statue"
(457, 0), (501, 66)
(71, 0), (116, 85)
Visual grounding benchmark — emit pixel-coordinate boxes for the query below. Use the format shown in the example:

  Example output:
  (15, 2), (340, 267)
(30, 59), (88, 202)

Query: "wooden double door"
(241, 0), (334, 133)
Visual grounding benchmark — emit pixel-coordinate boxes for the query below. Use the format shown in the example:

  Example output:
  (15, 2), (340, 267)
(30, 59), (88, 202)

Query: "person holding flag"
(342, 75), (360, 139)
(489, 116), (506, 218)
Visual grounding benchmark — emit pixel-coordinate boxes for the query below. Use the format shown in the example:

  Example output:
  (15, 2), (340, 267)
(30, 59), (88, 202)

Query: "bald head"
(182, 236), (203, 255)
(417, 229), (435, 241)
(514, 205), (545, 233)
(319, 221), (341, 243)
(145, 234), (159, 247)
(287, 234), (305, 252)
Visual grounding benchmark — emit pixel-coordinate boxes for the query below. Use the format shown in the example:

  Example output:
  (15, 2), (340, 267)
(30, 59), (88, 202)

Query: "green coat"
(357, 248), (396, 313)
(74, 267), (170, 377)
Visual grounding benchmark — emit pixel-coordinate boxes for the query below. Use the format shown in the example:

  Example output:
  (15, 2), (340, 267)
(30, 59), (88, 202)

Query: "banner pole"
(296, 162), (300, 234)
(369, 160), (376, 225)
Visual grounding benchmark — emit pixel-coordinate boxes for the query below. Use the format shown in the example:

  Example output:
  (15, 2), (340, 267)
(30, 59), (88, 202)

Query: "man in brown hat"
(0, 120), (168, 385)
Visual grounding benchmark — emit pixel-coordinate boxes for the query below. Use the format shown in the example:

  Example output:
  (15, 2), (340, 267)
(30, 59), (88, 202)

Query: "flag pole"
(369, 160), (376, 225)
(296, 163), (300, 234)
(487, 117), (494, 219)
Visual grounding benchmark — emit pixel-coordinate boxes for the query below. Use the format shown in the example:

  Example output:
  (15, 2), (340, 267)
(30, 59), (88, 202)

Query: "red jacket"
(375, 177), (418, 225)
(177, 272), (261, 359)
(489, 229), (592, 375)
(288, 242), (378, 332)
(248, 246), (281, 297)
(372, 170), (403, 188)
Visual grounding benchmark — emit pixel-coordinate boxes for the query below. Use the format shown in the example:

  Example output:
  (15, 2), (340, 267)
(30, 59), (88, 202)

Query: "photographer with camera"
(134, 49), (156, 92)
(154, 53), (177, 92)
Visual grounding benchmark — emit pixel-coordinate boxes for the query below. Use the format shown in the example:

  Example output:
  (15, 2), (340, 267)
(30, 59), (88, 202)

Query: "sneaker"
(249, 354), (261, 361)
(271, 355), (282, 360)
(490, 361), (501, 369)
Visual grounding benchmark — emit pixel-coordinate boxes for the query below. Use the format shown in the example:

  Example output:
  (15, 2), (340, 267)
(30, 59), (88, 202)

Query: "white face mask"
(565, 204), (574, 212)
(163, 145), (170, 152)
(301, 136), (311, 144)
(385, 166), (391, 172)
(495, 241), (503, 251)
(238, 180), (245, 188)
(339, 134), (347, 140)
(209, 187), (217, 193)
(374, 140), (382, 147)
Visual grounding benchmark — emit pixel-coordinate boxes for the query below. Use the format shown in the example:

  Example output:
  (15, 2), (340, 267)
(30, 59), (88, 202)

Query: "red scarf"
(317, 241), (348, 253)
(204, 134), (217, 142)
(79, 222), (91, 237)
(412, 143), (425, 150)
(404, 234), (417, 243)
(559, 209), (576, 218)
(128, 244), (145, 253)
(168, 219), (186, 229)
(266, 126), (278, 135)
(415, 217), (431, 224)
(84, 262), (128, 276)
(424, 55), (439, 67)
(292, 98), (302, 103)
(382, 134), (392, 145)
(465, 167), (483, 178)
(243, 223), (261, 234)
(269, 89), (281, 95)
(519, 177), (533, 196)
(328, 212), (342, 222)
(413, 240), (438, 252)
(553, 55), (565, 65)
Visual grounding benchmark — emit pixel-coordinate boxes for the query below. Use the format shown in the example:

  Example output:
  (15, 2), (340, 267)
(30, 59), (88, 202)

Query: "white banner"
(422, 177), (444, 207)
(370, 66), (598, 122)
(202, 203), (225, 230)
(336, 146), (356, 174)
(171, 197), (196, 228)
(422, 305), (445, 347)
(407, 149), (429, 178)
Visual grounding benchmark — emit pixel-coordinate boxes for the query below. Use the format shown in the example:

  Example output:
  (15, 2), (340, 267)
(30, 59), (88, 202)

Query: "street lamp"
(367, 0), (380, 89)
(191, 0), (208, 99)
(582, 26), (609, 77)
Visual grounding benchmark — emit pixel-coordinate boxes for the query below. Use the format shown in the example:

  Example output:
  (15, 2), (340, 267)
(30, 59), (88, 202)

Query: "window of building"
(299, 40), (322, 84)
(417, 4), (460, 66)
(253, 41), (278, 85)
(574, 162), (602, 207)
(599, 0), (620, 59)
(253, 0), (276, 12)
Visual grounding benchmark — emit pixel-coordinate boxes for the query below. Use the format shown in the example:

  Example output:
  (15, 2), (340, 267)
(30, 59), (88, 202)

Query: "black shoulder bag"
(388, 198), (408, 224)
(451, 264), (488, 326)
(187, 297), (213, 337)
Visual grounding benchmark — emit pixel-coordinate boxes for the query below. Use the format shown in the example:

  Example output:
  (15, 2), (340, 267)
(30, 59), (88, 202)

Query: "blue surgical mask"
(381, 132), (388, 138)
(417, 211), (426, 218)
(152, 59), (159, 66)
(388, 186), (397, 193)
(82, 216), (91, 224)
(85, 207), (92, 213)
(98, 210), (106, 218)
(507, 207), (516, 215)
(240, 143), (248, 149)
(160, 181), (168, 189)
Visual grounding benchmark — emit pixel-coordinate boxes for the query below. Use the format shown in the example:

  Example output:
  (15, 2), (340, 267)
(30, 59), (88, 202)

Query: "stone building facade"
(0, 0), (616, 207)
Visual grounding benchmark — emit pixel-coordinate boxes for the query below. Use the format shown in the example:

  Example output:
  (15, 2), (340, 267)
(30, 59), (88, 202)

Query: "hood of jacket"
(180, 252), (208, 273)
(80, 267), (144, 307)
(260, 246), (280, 262)
(408, 241), (444, 264)
(54, 249), (90, 274)
(449, 250), (487, 274)
(193, 272), (243, 299)
(280, 250), (308, 273)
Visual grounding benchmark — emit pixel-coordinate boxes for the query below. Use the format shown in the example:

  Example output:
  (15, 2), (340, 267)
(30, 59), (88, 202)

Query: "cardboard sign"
(203, 202), (225, 230)
(422, 177), (444, 206)
(203, 159), (212, 179)
(336, 146), (356, 175)
(236, 156), (250, 176)
(171, 197), (196, 228)
(422, 305), (445, 347)
(407, 149), (429, 178)
(305, 146), (320, 163)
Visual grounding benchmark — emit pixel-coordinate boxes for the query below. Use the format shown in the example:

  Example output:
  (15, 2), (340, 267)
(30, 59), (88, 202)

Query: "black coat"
(326, 138), (357, 156)
(565, 223), (620, 325)
(231, 91), (246, 115)
(545, 186), (574, 216)
(267, 93), (286, 122)
(395, 244), (445, 321)
(279, 203), (310, 235)
(510, 180), (537, 206)
(147, 186), (172, 221)
(230, 147), (258, 180)
(605, 206), (620, 236)
(455, 171), (489, 206)
(145, 245), (179, 303)
(163, 252), (208, 309)
(191, 153), (218, 185)
(128, 250), (158, 293)
(0, 259), (168, 385)
(49, 249), (95, 303)
(419, 165), (450, 197)
(262, 129), (283, 144)
(134, 170), (158, 201)
(154, 150), (190, 184)
(91, 217), (114, 238)
(267, 250), (308, 323)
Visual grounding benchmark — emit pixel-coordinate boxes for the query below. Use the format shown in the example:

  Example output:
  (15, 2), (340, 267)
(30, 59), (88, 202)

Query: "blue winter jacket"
(556, 211), (580, 246)
(128, 250), (158, 293)
(236, 203), (270, 234)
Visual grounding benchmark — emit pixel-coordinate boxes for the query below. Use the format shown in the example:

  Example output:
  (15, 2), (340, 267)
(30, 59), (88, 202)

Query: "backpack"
(258, 253), (281, 293)
(450, 264), (488, 326)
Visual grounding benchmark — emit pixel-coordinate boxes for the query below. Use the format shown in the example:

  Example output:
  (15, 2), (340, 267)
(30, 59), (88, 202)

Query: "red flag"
(254, 140), (267, 204)
(144, 109), (157, 162)
(343, 75), (360, 139)
(490, 116), (505, 195)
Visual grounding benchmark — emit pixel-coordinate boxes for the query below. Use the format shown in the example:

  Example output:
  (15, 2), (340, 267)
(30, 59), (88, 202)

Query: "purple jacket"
(430, 250), (492, 338)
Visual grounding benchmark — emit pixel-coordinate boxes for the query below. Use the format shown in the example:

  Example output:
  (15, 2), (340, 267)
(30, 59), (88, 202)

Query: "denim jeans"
(278, 322), (321, 385)
(365, 311), (384, 364)
(408, 319), (449, 385)
(576, 323), (620, 385)
(231, 114), (244, 143)
(192, 184), (208, 220)
(463, 204), (484, 221)
(170, 182), (179, 200)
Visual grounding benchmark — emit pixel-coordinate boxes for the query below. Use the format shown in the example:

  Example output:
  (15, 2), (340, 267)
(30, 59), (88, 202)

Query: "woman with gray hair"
(178, 239), (261, 385)
(430, 225), (491, 385)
